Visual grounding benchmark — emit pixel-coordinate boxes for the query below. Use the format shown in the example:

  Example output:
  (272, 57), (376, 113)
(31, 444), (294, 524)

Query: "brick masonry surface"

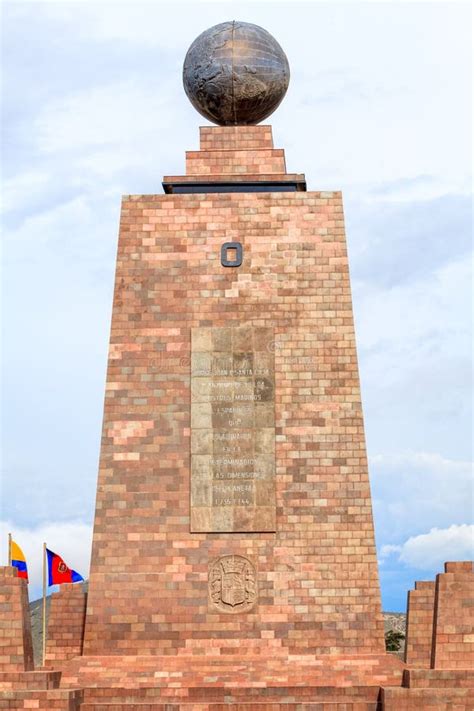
(431, 561), (474, 669)
(0, 567), (33, 672)
(404, 580), (435, 666)
(83, 125), (386, 657)
(46, 584), (87, 665)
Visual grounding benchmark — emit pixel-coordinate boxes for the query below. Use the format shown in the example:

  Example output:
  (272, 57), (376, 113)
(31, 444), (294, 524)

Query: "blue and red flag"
(10, 540), (28, 582)
(46, 548), (84, 586)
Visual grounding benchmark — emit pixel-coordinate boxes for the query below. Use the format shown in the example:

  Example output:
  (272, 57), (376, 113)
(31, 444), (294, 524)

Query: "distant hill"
(30, 595), (50, 666)
(383, 612), (406, 636)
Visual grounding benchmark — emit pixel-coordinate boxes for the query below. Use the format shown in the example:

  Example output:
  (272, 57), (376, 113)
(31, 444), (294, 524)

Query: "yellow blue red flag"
(11, 540), (28, 582)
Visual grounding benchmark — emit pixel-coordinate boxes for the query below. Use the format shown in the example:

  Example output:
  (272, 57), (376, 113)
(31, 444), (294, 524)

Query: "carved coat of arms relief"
(209, 555), (257, 613)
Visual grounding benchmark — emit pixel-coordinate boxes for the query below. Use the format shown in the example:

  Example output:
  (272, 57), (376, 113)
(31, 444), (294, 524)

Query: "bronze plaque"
(190, 325), (276, 532)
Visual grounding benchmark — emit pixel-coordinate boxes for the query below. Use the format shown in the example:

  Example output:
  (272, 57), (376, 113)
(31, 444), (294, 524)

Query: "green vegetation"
(385, 629), (405, 652)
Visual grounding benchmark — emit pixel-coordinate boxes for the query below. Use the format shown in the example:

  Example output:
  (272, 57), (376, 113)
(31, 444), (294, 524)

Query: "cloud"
(363, 175), (471, 204)
(34, 79), (181, 156)
(0, 519), (92, 601)
(347, 193), (472, 288)
(370, 452), (473, 544)
(3, 191), (118, 267)
(379, 544), (402, 560)
(353, 252), (472, 459)
(352, 240), (472, 350)
(2, 195), (116, 528)
(2, 171), (54, 214)
(378, 520), (473, 609)
(379, 524), (474, 571)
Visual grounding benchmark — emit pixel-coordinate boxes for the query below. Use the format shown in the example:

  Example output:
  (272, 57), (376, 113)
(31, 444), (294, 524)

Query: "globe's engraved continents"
(209, 555), (257, 613)
(183, 21), (290, 125)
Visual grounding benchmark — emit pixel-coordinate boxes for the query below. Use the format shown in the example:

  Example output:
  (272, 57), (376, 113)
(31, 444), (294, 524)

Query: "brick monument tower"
(78, 21), (401, 695)
(2, 19), (472, 710)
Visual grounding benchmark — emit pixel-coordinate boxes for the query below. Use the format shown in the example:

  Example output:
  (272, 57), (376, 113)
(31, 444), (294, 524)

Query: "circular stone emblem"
(209, 555), (257, 613)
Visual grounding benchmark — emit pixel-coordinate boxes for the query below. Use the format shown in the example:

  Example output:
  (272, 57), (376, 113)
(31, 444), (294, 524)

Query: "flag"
(10, 540), (28, 582)
(46, 548), (84, 586)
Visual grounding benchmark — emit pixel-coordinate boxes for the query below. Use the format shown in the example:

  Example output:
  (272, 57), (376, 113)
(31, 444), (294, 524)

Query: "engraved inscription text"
(190, 325), (276, 532)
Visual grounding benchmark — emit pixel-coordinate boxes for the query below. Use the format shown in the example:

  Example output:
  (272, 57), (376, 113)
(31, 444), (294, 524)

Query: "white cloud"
(34, 79), (181, 155)
(354, 252), (472, 458)
(370, 452), (473, 544)
(380, 544), (402, 558)
(5, 196), (93, 253)
(355, 254), (471, 355)
(0, 520), (92, 600)
(2, 171), (53, 214)
(21, 78), (194, 199)
(361, 175), (472, 205)
(380, 524), (474, 571)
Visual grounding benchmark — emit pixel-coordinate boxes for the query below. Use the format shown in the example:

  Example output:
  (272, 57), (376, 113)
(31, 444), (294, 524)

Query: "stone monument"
(1, 20), (472, 710)
(83, 20), (389, 662)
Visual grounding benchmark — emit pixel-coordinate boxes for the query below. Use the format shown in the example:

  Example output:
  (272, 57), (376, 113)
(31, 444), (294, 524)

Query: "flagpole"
(8, 532), (12, 566)
(42, 542), (47, 667)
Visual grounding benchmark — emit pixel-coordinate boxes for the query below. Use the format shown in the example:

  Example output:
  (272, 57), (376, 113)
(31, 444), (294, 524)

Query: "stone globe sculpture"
(183, 21), (290, 126)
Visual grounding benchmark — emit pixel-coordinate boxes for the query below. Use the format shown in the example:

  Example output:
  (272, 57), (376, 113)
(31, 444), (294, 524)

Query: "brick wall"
(45, 584), (87, 664)
(83, 125), (386, 657)
(0, 567), (33, 671)
(431, 561), (474, 669)
(186, 148), (286, 175)
(404, 580), (436, 666)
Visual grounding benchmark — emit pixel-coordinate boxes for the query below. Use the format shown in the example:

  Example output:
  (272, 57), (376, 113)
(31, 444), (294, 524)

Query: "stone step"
(80, 704), (378, 711)
(0, 670), (61, 690)
(59, 653), (404, 690)
(381, 686), (474, 710)
(403, 667), (474, 688)
(0, 688), (83, 710)
(81, 684), (380, 704)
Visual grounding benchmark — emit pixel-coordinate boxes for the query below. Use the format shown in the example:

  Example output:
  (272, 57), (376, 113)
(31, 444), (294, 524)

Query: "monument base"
(382, 669), (474, 710)
(45, 651), (405, 709)
(3, 657), (473, 710)
(2, 661), (474, 710)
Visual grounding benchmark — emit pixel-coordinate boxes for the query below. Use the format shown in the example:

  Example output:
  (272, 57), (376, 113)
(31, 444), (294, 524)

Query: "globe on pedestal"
(183, 21), (290, 126)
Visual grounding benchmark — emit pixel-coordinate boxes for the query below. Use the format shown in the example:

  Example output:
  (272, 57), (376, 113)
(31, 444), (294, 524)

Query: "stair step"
(381, 686), (474, 710)
(81, 684), (380, 704)
(79, 704), (377, 711)
(402, 667), (474, 688)
(0, 670), (61, 690)
(58, 653), (404, 691)
(0, 688), (83, 710)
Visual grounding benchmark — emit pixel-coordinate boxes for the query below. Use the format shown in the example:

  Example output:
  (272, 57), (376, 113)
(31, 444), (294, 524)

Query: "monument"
(1, 20), (472, 710)
(83, 20), (389, 662)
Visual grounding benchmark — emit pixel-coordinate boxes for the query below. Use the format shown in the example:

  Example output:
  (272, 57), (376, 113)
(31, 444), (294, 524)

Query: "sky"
(1, 0), (472, 610)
